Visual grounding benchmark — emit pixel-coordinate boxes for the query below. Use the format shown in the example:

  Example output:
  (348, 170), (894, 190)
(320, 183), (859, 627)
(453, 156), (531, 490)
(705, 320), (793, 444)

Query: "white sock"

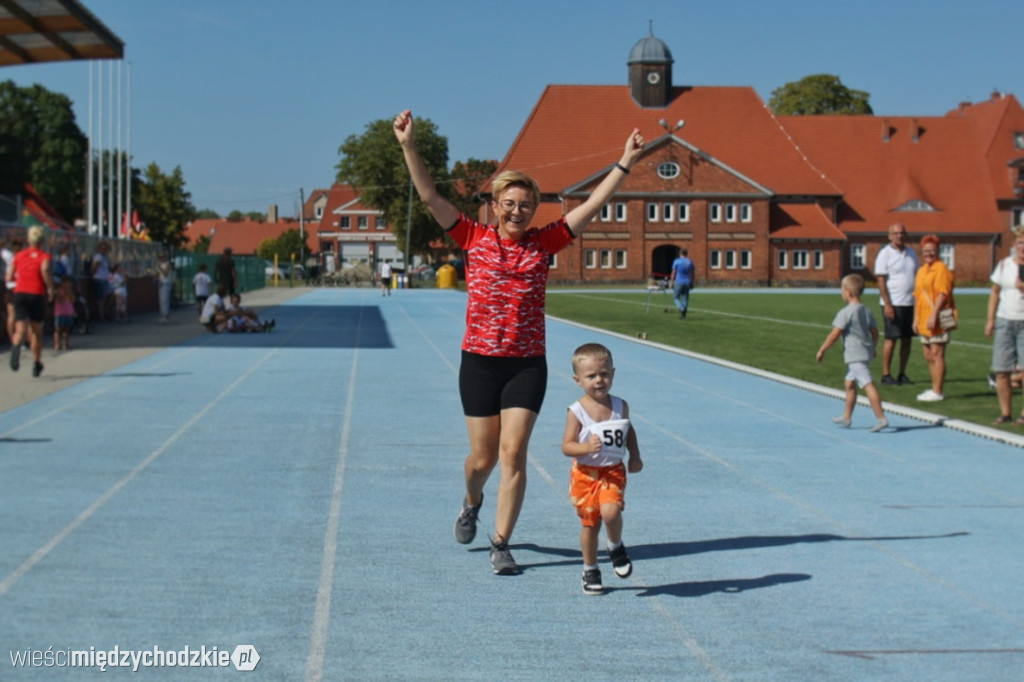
(583, 563), (599, 571)
(607, 540), (623, 552)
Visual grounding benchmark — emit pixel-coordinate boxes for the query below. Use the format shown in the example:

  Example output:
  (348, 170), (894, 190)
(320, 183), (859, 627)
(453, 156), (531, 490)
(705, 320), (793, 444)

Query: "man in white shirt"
(873, 222), (919, 385)
(379, 261), (392, 297)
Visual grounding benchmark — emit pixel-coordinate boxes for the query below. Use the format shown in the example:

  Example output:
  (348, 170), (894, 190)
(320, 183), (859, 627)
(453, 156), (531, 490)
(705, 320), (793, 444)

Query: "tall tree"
(450, 158), (498, 218)
(134, 163), (196, 248)
(336, 116), (455, 258)
(769, 74), (872, 115)
(256, 228), (307, 262)
(0, 80), (87, 221)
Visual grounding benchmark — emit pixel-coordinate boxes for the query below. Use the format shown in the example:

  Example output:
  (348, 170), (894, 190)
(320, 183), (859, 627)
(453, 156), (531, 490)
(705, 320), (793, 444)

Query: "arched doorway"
(651, 244), (679, 282)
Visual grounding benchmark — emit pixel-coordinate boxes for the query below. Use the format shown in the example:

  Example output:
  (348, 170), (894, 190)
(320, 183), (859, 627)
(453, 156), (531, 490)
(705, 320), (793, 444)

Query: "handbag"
(938, 307), (957, 331)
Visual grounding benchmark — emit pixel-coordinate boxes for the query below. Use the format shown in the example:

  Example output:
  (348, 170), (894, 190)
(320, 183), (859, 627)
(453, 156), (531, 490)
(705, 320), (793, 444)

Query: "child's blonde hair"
(571, 342), (613, 374)
(841, 273), (865, 297)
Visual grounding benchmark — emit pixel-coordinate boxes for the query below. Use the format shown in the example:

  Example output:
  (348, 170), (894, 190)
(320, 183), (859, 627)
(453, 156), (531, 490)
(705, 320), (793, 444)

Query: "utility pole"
(299, 187), (305, 268)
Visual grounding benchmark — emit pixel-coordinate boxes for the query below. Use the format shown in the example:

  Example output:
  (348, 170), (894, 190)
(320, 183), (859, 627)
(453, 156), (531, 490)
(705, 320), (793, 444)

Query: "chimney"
(268, 205), (278, 223)
(882, 117), (891, 142)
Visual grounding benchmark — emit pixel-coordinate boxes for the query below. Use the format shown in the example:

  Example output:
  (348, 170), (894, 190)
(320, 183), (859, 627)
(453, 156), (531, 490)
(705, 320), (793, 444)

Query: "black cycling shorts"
(458, 351), (548, 417)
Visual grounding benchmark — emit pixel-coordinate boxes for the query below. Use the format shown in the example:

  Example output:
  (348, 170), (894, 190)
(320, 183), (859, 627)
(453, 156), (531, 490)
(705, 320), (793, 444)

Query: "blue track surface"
(1, 288), (1022, 680)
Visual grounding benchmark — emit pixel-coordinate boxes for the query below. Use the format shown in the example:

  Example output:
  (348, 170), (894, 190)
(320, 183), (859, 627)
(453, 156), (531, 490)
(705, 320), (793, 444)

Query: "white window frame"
(646, 202), (659, 222)
(657, 161), (680, 179)
(358, 216), (368, 230)
(678, 202), (690, 223)
(725, 250), (736, 269)
(709, 250), (721, 269)
(740, 250), (752, 269)
(813, 250), (824, 269)
(939, 243), (955, 270)
(725, 203), (737, 223)
(662, 202), (674, 222)
(709, 203), (722, 223)
(1013, 207), (1024, 227)
(778, 250), (788, 270)
(792, 249), (809, 269)
(740, 203), (752, 223)
(340, 216), (351, 230)
(615, 203), (627, 222)
(584, 249), (597, 269)
(850, 244), (865, 270)
(600, 204), (612, 222)
(615, 249), (627, 269)
(375, 216), (386, 230)
(600, 249), (612, 268)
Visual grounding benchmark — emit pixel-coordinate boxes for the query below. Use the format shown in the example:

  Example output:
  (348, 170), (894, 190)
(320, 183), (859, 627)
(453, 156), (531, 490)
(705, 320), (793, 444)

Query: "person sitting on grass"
(816, 274), (888, 433)
(224, 293), (275, 333)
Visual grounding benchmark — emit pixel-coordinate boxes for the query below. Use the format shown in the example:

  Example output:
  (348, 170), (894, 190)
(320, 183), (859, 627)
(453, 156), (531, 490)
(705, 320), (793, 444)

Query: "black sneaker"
(489, 537), (520, 575)
(31, 361), (43, 377)
(453, 494), (482, 544)
(9, 344), (20, 372)
(897, 374), (913, 385)
(880, 375), (897, 386)
(609, 544), (632, 578)
(582, 568), (603, 595)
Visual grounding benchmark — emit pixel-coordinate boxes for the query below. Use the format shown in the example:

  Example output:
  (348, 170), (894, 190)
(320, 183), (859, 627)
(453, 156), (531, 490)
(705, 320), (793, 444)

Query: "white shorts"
(844, 361), (875, 389)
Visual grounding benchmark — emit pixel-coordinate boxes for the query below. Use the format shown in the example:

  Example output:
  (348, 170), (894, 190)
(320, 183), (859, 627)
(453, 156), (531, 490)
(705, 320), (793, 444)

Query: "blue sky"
(5, 0), (1023, 217)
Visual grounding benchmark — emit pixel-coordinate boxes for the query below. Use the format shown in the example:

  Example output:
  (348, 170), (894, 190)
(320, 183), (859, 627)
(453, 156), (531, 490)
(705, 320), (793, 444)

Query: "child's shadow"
(609, 572), (811, 598)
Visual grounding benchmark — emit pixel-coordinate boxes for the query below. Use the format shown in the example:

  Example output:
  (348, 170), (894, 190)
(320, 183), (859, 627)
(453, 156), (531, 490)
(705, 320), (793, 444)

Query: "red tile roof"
(781, 115), (1002, 235)
(770, 203), (846, 240)
(183, 218), (302, 255)
(494, 85), (841, 197)
(946, 93), (1024, 200)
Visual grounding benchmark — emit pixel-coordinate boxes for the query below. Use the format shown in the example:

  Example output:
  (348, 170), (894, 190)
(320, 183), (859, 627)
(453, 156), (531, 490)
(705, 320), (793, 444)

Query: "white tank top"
(569, 396), (630, 467)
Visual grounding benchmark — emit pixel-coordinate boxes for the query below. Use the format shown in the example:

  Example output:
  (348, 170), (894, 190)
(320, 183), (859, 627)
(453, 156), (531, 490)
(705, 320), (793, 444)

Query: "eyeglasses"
(497, 200), (535, 212)
(922, 250), (937, 256)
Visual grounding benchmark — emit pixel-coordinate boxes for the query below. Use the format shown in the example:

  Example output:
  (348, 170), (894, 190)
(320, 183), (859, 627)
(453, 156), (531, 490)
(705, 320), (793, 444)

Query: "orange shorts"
(570, 462), (627, 527)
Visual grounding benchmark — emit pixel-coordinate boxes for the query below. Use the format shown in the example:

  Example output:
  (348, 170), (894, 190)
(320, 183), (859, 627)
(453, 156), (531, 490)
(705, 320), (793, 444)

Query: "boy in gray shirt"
(816, 274), (888, 432)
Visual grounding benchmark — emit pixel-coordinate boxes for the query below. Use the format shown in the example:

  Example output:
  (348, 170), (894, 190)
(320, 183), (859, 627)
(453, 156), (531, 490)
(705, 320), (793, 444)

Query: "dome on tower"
(628, 31), (673, 65)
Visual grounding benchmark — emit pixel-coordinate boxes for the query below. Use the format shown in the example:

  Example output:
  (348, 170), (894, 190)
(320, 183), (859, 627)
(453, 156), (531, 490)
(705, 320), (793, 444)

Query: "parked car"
(264, 260), (286, 278)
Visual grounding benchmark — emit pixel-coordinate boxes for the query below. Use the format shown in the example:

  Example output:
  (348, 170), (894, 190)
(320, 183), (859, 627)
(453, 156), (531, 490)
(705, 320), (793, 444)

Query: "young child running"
(562, 343), (643, 595)
(816, 274), (888, 433)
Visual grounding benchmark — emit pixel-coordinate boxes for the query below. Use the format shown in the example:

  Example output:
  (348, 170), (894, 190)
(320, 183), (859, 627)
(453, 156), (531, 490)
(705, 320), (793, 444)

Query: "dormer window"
(657, 162), (680, 179)
(894, 200), (937, 212)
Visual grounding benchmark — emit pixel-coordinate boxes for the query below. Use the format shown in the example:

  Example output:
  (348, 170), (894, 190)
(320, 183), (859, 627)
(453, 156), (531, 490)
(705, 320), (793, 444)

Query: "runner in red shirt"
(7, 226), (54, 377)
(394, 109), (645, 575)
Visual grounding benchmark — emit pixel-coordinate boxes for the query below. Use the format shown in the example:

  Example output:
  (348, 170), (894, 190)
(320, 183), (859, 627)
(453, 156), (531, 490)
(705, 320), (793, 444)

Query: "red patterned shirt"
(448, 214), (574, 357)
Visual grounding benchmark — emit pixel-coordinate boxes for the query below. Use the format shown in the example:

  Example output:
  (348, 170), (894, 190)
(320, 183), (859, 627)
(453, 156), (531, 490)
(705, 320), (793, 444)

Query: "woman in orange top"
(912, 234), (955, 402)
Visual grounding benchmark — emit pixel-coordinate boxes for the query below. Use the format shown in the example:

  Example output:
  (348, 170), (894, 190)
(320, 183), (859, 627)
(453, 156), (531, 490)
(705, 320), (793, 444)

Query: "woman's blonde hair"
(27, 226), (44, 246)
(491, 170), (540, 208)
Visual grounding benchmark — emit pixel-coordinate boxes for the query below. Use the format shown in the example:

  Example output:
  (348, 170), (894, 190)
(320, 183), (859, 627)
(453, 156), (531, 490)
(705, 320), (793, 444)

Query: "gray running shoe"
(582, 568), (603, 594)
(453, 494), (482, 544)
(489, 538), (520, 575)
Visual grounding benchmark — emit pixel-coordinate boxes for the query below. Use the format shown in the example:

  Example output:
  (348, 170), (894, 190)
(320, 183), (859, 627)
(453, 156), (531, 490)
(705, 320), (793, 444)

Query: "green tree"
(768, 74), (872, 115)
(256, 229), (308, 263)
(336, 115), (455, 258)
(0, 80), (87, 221)
(450, 158), (497, 219)
(196, 208), (220, 219)
(134, 163), (196, 248)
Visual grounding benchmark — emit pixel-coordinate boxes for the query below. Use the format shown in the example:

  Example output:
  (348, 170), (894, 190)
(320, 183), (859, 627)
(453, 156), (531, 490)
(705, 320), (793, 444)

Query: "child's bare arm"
(621, 400), (643, 473)
(816, 327), (843, 362)
(562, 410), (602, 457)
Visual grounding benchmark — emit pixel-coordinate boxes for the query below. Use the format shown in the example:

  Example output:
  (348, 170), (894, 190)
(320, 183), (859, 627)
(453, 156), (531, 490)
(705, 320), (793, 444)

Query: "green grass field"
(545, 287), (1006, 430)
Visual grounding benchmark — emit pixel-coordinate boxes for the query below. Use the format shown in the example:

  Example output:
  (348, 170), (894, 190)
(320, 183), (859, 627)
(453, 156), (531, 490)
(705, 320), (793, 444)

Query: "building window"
(710, 203), (722, 222)
(600, 204), (612, 222)
(584, 249), (596, 268)
(725, 203), (737, 223)
(340, 216), (350, 230)
(709, 250), (721, 269)
(662, 203), (674, 221)
(678, 202), (690, 223)
(615, 250), (627, 269)
(322, 242), (334, 252)
(600, 249), (612, 268)
(814, 250), (824, 269)
(850, 244), (866, 269)
(724, 250), (736, 269)
(646, 202), (659, 222)
(657, 161), (680, 179)
(1013, 208), (1024, 227)
(778, 250), (788, 269)
(315, 206), (324, 219)
(939, 244), (955, 270)
(375, 216), (387, 230)
(358, 216), (368, 230)
(740, 250), (752, 269)
(615, 203), (627, 222)
(549, 253), (558, 268)
(740, 203), (752, 223)
(793, 250), (809, 269)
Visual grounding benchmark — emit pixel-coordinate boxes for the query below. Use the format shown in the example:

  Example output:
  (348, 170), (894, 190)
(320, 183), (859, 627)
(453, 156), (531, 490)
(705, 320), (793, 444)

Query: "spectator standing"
(7, 226), (54, 377)
(2, 238), (22, 343)
(984, 228), (1024, 424)
(155, 252), (173, 323)
(52, 279), (75, 351)
(215, 248), (238, 296)
(193, 263), (212, 314)
(874, 222), (919, 385)
(379, 261), (392, 297)
(670, 247), (695, 319)
(90, 241), (113, 321)
(913, 235), (956, 402)
(109, 263), (128, 323)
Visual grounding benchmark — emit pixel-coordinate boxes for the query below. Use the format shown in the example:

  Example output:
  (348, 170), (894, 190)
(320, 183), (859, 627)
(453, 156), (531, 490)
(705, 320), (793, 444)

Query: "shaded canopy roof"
(0, 0), (122, 67)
